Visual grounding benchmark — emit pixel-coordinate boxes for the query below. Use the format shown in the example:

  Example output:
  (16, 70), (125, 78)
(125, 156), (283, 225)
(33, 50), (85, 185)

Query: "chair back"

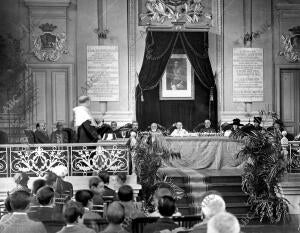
(91, 203), (108, 218)
(131, 215), (203, 233)
(132, 217), (159, 233)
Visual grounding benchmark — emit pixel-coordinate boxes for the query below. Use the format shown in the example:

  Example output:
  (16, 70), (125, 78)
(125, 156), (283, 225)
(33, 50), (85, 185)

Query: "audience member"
(57, 200), (96, 233)
(52, 165), (73, 199)
(44, 171), (58, 188)
(149, 187), (181, 217)
(191, 192), (226, 233)
(10, 172), (31, 194)
(75, 190), (101, 220)
(115, 173), (127, 191)
(143, 196), (178, 233)
(207, 212), (240, 233)
(0, 190), (47, 233)
(0, 196), (12, 223)
(89, 177), (104, 205)
(118, 185), (145, 232)
(51, 122), (69, 143)
(100, 201), (128, 233)
(98, 171), (117, 200)
(28, 186), (63, 222)
(170, 122), (188, 137)
(34, 122), (50, 143)
(31, 179), (46, 206)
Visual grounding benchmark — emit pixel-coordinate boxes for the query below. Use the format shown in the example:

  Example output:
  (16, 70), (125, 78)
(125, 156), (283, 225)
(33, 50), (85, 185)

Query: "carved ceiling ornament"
(280, 26), (300, 63)
(140, 0), (212, 25)
(32, 23), (68, 62)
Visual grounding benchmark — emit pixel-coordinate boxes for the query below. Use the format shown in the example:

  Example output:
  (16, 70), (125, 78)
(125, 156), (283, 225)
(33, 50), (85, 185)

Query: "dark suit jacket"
(53, 178), (74, 198)
(28, 206), (64, 222)
(143, 218), (178, 233)
(34, 130), (50, 143)
(102, 186), (117, 200)
(0, 213), (47, 233)
(57, 224), (96, 233)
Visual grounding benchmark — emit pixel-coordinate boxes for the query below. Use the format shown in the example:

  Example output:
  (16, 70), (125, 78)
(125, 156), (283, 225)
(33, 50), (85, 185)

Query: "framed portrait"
(160, 54), (194, 100)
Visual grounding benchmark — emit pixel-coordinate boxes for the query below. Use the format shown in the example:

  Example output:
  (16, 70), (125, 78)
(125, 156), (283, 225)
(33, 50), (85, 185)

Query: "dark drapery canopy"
(136, 31), (217, 131)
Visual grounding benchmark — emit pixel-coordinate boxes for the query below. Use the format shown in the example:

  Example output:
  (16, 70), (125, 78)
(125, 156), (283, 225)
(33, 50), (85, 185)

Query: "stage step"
(159, 168), (250, 216)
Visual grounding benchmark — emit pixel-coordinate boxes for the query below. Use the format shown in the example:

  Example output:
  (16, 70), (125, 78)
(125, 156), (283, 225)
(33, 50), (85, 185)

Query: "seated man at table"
(197, 119), (216, 133)
(50, 122), (69, 143)
(35, 122), (50, 143)
(103, 121), (123, 140)
(170, 122), (188, 137)
(149, 123), (163, 136)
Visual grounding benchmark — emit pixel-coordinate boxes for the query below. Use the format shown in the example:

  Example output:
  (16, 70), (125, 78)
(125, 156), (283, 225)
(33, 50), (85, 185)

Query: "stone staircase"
(159, 168), (250, 218)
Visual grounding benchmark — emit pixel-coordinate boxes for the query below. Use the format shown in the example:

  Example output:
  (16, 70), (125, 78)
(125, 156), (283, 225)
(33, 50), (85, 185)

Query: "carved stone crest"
(32, 23), (68, 62)
(280, 26), (300, 62)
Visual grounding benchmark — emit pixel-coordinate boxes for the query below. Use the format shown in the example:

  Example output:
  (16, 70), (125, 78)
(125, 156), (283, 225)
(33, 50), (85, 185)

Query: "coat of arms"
(32, 23), (68, 62)
(280, 26), (300, 62)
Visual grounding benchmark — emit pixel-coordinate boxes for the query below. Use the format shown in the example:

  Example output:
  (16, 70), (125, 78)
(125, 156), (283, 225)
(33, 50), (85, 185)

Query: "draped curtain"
(136, 31), (217, 130)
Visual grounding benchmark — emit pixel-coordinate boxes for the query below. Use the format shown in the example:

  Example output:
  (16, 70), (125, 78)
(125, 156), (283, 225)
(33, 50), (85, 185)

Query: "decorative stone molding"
(24, 0), (70, 62)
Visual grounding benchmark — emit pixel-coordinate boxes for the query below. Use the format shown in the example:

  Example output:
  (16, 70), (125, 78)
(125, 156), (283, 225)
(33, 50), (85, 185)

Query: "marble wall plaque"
(87, 45), (119, 101)
(232, 48), (264, 102)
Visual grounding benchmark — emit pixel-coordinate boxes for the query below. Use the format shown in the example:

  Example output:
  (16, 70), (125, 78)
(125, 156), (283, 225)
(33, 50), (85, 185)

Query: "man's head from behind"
(10, 190), (31, 212)
(106, 201), (125, 224)
(207, 212), (240, 233)
(153, 187), (173, 207)
(201, 193), (226, 220)
(118, 185), (133, 202)
(75, 190), (94, 208)
(36, 186), (55, 206)
(158, 196), (176, 217)
(32, 179), (46, 195)
(63, 200), (84, 224)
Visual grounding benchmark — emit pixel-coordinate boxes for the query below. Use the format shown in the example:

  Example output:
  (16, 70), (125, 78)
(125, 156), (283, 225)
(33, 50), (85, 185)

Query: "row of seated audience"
(0, 169), (241, 233)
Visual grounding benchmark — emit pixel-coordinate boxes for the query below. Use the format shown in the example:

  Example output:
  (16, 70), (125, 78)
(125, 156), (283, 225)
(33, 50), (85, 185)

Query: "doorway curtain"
(136, 31), (217, 131)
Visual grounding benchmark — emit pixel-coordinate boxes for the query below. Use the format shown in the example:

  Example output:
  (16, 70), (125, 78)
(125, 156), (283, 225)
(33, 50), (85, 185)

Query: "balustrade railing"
(0, 142), (129, 177)
(281, 132), (300, 173)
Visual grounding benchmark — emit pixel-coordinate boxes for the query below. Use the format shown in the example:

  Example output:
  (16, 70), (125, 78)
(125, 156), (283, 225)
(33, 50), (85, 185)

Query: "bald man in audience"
(190, 192), (226, 233)
(200, 120), (216, 133)
(207, 212), (240, 233)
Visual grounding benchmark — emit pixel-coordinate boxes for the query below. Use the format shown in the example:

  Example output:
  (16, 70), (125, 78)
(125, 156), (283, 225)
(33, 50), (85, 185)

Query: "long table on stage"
(165, 137), (243, 170)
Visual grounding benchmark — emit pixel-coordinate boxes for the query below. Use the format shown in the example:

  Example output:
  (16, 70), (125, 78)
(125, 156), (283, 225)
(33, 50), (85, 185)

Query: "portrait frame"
(160, 54), (194, 100)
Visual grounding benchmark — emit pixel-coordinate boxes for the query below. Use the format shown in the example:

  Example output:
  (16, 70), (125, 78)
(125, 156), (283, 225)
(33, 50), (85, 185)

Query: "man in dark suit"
(0, 190), (47, 233)
(143, 196), (178, 233)
(28, 186), (63, 221)
(34, 122), (50, 143)
(56, 201), (96, 233)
